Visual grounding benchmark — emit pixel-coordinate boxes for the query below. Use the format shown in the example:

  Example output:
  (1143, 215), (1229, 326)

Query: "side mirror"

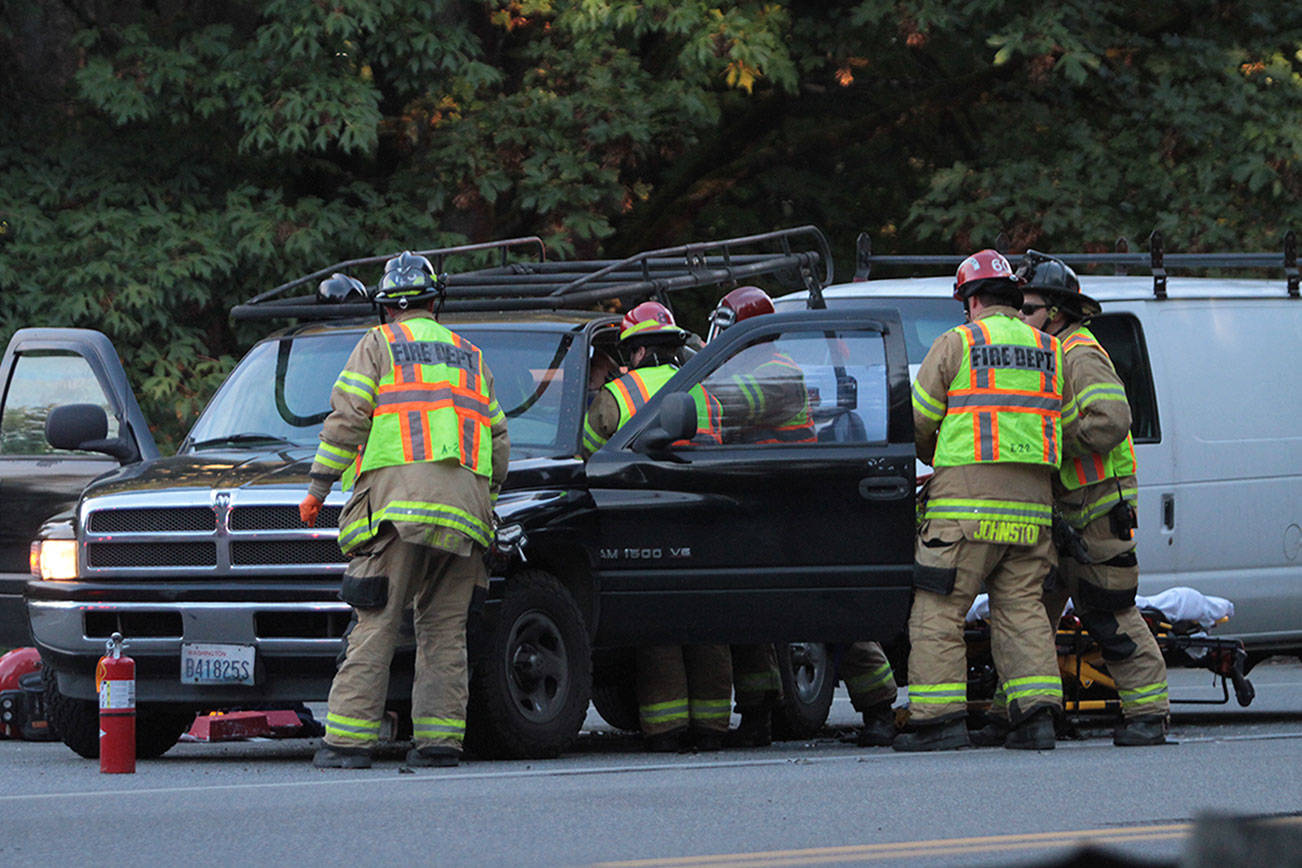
(45, 404), (139, 463)
(637, 392), (698, 452)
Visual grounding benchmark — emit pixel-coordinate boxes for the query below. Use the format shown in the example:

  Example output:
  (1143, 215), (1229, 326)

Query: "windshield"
(185, 327), (583, 455)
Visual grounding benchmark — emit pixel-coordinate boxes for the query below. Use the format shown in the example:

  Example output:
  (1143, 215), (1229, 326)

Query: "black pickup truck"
(9, 227), (917, 759)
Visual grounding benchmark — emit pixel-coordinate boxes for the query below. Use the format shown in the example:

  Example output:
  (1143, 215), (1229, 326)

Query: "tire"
(590, 648), (639, 732)
(466, 569), (592, 759)
(772, 642), (834, 741)
(44, 674), (191, 759)
(591, 682), (639, 733)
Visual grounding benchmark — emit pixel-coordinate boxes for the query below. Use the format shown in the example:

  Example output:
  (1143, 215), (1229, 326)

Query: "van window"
(1088, 314), (1159, 443)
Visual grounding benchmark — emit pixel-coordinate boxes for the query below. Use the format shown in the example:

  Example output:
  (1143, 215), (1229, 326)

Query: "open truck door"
(0, 328), (156, 644)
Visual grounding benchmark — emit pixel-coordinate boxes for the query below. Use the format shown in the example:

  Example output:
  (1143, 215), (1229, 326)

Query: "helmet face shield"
(708, 286), (773, 342)
(706, 305), (736, 342)
(1016, 250), (1099, 317)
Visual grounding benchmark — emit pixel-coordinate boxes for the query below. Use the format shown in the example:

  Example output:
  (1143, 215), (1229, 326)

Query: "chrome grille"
(231, 539), (344, 566)
(87, 542), (217, 568)
(231, 505), (342, 530)
(82, 497), (344, 574)
(89, 507), (215, 533)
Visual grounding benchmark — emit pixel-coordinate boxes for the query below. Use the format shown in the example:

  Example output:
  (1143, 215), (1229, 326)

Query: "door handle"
(859, 476), (911, 501)
(1161, 493), (1175, 530)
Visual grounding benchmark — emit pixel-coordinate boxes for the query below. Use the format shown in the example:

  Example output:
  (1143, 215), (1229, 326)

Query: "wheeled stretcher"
(963, 587), (1255, 714)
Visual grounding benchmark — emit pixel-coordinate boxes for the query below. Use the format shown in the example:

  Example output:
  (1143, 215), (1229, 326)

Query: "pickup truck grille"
(80, 499), (347, 574)
(231, 540), (344, 565)
(89, 507), (216, 533)
(232, 505), (343, 530)
(87, 542), (218, 568)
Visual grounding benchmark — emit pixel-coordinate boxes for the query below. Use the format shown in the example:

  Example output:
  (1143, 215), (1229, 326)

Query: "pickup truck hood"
(83, 448), (318, 498)
(80, 449), (585, 500)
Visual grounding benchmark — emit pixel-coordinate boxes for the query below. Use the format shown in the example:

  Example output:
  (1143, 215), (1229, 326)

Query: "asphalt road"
(3, 661), (1301, 867)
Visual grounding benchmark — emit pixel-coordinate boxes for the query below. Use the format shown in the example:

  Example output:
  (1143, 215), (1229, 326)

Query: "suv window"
(1088, 313), (1160, 443)
(0, 352), (119, 455)
(694, 329), (889, 445)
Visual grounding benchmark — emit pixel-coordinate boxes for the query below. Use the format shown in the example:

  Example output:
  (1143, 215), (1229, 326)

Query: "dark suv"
(12, 228), (917, 759)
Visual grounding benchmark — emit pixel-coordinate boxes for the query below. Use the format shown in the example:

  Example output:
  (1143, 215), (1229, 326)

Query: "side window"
(0, 352), (119, 455)
(695, 330), (888, 445)
(1088, 314), (1160, 443)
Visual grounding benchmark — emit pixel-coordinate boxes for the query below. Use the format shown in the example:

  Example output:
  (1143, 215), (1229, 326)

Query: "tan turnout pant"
(1046, 515), (1169, 718)
(636, 645), (733, 736)
(324, 526), (481, 750)
(907, 519), (1062, 725)
(731, 644), (783, 713)
(842, 641), (898, 710)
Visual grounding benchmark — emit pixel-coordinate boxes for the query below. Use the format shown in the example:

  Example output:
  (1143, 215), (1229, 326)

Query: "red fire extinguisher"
(97, 631), (135, 774)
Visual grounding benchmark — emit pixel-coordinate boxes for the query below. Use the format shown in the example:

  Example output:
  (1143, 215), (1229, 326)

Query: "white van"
(776, 245), (1302, 664)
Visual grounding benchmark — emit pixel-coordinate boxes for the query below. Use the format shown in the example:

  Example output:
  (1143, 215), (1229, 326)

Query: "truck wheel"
(43, 676), (191, 759)
(590, 683), (639, 732)
(591, 648), (639, 732)
(466, 569), (592, 759)
(772, 642), (834, 741)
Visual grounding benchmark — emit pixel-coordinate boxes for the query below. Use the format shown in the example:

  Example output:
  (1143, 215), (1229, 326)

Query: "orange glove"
(299, 494), (323, 527)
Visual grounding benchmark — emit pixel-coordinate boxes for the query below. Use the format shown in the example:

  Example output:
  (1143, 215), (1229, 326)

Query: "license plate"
(180, 643), (255, 685)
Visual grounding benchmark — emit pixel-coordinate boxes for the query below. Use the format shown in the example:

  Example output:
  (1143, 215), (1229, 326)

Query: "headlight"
(31, 540), (79, 580)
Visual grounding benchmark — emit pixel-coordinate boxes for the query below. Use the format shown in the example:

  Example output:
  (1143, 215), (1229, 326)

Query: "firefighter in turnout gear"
(301, 251), (510, 769)
(896, 249), (1077, 752)
(841, 642), (899, 746)
(1016, 252), (1168, 747)
(582, 302), (731, 751)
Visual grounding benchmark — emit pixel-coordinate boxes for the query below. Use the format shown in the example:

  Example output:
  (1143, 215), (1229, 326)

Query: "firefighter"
(300, 251), (510, 769)
(841, 642), (899, 746)
(582, 301), (731, 751)
(896, 249), (1076, 752)
(1016, 253), (1169, 746)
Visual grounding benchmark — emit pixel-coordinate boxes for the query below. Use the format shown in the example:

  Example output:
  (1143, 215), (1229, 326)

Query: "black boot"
(891, 717), (969, 752)
(406, 745), (461, 767)
(1004, 708), (1055, 750)
(1114, 714), (1167, 747)
(313, 744), (373, 769)
(690, 727), (725, 752)
(728, 711), (773, 748)
(644, 727), (687, 753)
(856, 703), (896, 747)
(969, 717), (1011, 747)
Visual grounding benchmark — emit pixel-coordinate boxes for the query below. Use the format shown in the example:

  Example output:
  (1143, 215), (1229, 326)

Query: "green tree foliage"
(1, 1), (1300, 446)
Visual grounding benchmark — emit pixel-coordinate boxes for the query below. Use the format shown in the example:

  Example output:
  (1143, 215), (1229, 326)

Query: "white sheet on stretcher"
(964, 586), (1234, 629)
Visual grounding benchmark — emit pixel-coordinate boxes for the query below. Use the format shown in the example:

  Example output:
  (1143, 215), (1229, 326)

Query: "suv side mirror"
(637, 392), (698, 452)
(45, 404), (139, 463)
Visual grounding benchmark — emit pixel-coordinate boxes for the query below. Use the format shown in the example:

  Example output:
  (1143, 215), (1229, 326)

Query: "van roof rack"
(853, 228), (1300, 300)
(231, 226), (833, 321)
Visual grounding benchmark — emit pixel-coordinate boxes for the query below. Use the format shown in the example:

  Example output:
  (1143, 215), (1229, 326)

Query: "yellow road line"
(593, 816), (1302, 868)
